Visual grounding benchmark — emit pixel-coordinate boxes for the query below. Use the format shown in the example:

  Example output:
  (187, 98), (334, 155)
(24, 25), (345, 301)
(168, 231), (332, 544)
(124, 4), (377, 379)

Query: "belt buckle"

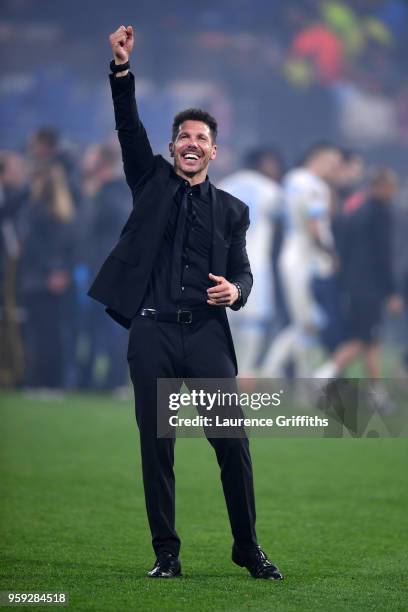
(144, 308), (157, 319)
(177, 309), (192, 324)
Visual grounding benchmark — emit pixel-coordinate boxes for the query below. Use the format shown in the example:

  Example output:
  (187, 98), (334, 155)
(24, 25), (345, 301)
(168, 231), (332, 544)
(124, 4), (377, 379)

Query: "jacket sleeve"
(226, 206), (253, 310)
(109, 72), (155, 194)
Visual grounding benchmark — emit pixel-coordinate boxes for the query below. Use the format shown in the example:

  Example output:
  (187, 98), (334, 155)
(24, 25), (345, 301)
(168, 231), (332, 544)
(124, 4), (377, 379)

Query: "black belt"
(137, 307), (214, 324)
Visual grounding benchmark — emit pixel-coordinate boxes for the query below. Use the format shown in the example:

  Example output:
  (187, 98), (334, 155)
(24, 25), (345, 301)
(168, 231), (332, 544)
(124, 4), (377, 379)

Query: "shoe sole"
(146, 570), (182, 578)
(147, 575), (182, 578)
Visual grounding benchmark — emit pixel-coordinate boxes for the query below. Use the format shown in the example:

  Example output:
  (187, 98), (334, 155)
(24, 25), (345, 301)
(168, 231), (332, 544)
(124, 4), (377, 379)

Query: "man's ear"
(210, 144), (217, 161)
(169, 141), (174, 158)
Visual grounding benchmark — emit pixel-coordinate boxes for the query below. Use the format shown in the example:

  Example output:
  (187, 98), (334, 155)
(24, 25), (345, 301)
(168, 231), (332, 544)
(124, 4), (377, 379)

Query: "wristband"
(233, 282), (242, 303)
(110, 59), (130, 74)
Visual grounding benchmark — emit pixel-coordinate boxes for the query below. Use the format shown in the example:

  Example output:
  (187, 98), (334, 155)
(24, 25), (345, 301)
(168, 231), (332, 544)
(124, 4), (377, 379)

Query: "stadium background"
(1, 1), (407, 610)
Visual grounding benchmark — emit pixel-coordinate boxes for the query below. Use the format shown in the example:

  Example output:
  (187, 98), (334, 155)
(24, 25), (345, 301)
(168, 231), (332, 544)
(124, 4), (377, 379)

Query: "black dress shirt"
(142, 173), (213, 310)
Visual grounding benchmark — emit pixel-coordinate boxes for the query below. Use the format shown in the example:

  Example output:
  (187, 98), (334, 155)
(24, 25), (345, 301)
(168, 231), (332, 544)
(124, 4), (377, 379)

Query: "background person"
(260, 143), (342, 377)
(311, 148), (365, 356)
(218, 147), (284, 375)
(20, 162), (76, 391)
(315, 168), (403, 394)
(78, 143), (130, 393)
(0, 152), (28, 386)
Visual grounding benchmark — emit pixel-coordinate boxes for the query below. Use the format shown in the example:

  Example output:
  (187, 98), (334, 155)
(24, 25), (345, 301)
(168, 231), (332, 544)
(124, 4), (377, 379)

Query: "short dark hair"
(31, 126), (60, 148)
(301, 141), (340, 165)
(244, 147), (284, 173)
(340, 147), (361, 162)
(172, 108), (218, 143)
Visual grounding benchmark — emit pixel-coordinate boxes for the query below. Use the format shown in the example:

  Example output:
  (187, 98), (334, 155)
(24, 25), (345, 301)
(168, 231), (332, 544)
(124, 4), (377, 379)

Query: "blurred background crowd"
(0, 0), (408, 394)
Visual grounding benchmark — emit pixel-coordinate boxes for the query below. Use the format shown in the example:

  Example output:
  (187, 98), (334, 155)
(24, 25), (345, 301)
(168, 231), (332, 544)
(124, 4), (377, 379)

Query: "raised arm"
(109, 25), (154, 193)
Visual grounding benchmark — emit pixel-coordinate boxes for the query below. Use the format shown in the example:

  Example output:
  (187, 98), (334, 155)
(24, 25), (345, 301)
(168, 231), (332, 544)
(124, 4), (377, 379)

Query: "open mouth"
(182, 152), (200, 161)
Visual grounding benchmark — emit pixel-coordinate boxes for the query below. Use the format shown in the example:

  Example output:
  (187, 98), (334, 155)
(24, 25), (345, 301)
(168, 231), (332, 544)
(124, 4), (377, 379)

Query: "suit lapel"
(210, 184), (226, 274)
(154, 169), (181, 235)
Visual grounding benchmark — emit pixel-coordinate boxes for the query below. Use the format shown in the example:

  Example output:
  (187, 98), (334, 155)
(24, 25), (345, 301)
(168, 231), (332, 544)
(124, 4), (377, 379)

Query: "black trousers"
(127, 311), (257, 557)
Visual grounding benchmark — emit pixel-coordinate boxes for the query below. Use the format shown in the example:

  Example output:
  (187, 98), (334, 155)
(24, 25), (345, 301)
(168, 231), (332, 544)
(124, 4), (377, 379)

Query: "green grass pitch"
(0, 392), (407, 611)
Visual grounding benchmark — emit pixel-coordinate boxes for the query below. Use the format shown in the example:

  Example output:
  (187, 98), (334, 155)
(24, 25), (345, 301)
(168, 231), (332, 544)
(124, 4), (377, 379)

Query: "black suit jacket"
(88, 72), (252, 373)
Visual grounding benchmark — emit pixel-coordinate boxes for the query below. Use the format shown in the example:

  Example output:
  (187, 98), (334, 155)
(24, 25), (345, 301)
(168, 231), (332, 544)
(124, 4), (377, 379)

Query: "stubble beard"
(175, 156), (209, 179)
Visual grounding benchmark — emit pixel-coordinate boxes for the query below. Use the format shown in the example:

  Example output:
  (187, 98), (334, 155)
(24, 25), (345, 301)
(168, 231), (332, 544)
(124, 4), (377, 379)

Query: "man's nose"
(185, 137), (199, 146)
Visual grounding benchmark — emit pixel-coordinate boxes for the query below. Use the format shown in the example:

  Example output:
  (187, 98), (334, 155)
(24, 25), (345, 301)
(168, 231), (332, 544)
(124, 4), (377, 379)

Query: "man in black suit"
(89, 24), (282, 580)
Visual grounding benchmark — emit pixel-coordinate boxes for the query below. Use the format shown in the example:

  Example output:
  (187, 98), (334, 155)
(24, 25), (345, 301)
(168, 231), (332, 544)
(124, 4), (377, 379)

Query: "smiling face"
(169, 120), (217, 181)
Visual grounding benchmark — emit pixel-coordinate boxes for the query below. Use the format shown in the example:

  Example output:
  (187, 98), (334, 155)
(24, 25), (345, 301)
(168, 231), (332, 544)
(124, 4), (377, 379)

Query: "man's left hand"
(207, 273), (239, 306)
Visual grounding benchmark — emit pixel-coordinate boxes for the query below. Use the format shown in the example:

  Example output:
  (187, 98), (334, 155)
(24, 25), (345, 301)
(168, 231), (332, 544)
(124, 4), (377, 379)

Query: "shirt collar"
(192, 177), (210, 199)
(172, 168), (210, 199)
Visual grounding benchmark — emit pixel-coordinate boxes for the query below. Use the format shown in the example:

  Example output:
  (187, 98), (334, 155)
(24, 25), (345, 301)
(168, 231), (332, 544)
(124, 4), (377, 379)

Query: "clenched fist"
(109, 25), (134, 64)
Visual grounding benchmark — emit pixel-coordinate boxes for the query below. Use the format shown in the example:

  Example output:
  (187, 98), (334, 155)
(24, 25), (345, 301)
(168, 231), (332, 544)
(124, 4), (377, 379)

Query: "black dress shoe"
(147, 552), (181, 578)
(232, 544), (283, 580)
